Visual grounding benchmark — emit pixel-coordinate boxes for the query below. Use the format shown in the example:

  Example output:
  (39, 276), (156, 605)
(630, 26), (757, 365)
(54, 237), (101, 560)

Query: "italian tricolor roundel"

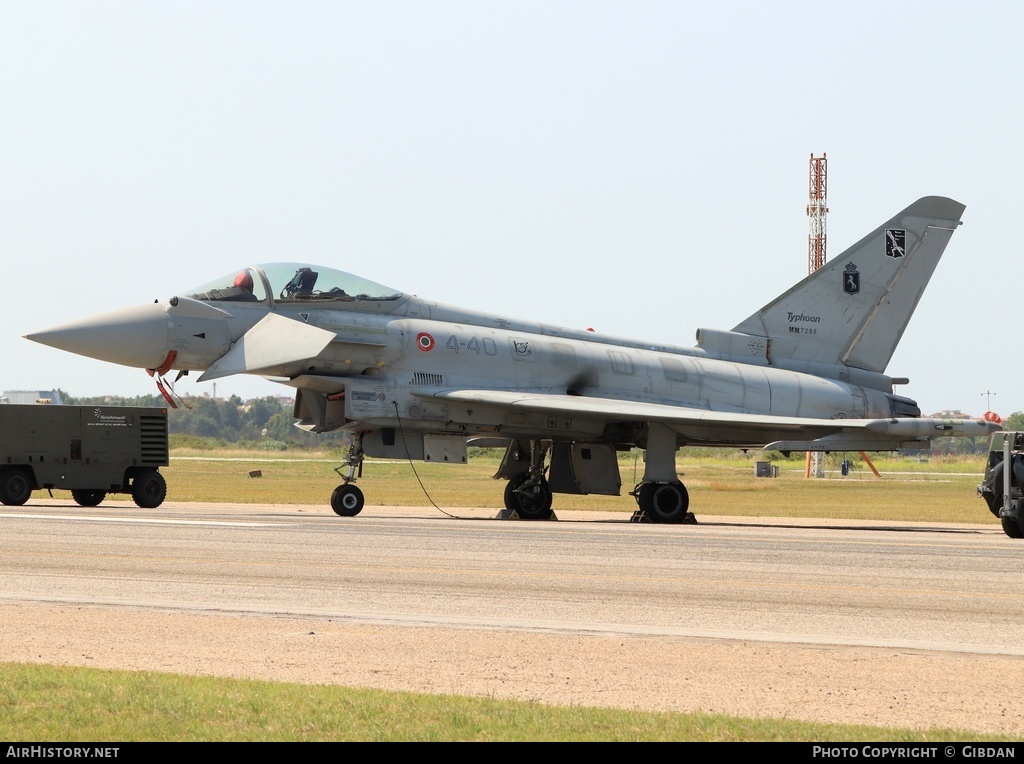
(416, 332), (435, 351)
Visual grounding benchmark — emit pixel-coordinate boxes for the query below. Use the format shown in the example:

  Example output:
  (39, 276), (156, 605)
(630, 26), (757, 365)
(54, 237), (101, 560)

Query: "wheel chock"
(494, 509), (559, 521)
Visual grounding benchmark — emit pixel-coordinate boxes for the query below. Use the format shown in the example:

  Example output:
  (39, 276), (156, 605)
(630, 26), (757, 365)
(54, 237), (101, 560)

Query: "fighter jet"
(26, 196), (997, 522)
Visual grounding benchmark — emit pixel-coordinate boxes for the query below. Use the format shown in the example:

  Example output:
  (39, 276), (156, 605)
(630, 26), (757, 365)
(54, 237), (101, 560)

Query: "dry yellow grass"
(73, 448), (995, 525)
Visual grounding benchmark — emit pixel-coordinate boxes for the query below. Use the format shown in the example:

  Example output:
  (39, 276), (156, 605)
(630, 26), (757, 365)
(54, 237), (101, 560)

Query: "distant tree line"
(56, 389), (1019, 456)
(59, 391), (342, 450)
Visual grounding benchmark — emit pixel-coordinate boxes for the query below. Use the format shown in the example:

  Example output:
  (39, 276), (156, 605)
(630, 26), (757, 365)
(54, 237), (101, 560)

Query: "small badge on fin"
(843, 262), (860, 295)
(885, 229), (906, 258)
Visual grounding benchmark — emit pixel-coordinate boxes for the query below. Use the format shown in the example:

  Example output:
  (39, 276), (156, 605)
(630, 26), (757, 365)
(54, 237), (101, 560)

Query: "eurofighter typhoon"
(26, 197), (997, 522)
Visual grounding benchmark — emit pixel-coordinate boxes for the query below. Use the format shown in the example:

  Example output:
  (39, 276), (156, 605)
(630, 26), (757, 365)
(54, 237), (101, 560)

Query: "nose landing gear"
(331, 435), (366, 516)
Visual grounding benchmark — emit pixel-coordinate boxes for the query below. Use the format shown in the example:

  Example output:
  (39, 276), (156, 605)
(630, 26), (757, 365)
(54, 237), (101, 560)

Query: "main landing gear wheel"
(331, 484), (365, 516)
(71, 489), (107, 507)
(504, 473), (553, 520)
(132, 470), (167, 508)
(638, 482), (693, 524)
(0, 468), (32, 506)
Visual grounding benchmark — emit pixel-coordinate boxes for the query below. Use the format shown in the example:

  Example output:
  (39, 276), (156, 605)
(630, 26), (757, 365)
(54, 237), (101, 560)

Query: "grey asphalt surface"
(2, 500), (1022, 734)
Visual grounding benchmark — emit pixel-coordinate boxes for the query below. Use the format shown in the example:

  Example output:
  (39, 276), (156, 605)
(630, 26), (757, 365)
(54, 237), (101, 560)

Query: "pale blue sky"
(1, 1), (1019, 416)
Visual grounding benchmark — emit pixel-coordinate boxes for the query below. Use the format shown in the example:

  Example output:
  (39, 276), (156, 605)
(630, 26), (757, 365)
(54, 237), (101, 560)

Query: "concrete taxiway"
(1, 499), (1021, 734)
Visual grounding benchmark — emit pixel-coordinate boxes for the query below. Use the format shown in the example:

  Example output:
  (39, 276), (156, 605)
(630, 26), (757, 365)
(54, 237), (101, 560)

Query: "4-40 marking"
(446, 335), (498, 356)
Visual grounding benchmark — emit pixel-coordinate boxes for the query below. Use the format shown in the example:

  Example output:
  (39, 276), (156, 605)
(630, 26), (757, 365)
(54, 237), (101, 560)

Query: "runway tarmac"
(2, 499), (1022, 734)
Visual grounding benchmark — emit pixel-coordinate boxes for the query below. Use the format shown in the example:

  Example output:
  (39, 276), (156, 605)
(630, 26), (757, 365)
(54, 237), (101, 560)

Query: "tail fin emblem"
(885, 229), (906, 258)
(843, 262), (860, 295)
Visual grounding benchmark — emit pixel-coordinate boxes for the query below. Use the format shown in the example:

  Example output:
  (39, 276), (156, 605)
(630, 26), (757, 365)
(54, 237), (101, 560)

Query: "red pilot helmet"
(233, 271), (254, 292)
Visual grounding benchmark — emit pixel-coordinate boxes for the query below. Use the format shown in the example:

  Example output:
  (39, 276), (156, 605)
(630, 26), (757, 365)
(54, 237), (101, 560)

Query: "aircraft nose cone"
(25, 302), (170, 369)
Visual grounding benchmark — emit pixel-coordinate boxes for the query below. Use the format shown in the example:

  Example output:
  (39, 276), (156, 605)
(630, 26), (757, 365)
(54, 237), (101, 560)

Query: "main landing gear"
(629, 423), (697, 524)
(504, 471), (554, 520)
(331, 434), (366, 517)
(500, 440), (555, 520)
(496, 427), (696, 524)
(630, 481), (695, 524)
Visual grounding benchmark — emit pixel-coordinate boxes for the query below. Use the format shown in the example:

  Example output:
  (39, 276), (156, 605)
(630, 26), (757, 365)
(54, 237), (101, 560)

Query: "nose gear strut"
(331, 433), (366, 516)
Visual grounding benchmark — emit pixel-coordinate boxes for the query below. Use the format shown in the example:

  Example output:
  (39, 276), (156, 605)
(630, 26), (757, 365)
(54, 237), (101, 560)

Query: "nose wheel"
(331, 484), (365, 516)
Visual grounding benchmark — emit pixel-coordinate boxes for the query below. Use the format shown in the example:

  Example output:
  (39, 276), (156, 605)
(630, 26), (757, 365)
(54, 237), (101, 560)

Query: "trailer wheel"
(71, 490), (107, 507)
(0, 468), (32, 506)
(132, 470), (166, 509)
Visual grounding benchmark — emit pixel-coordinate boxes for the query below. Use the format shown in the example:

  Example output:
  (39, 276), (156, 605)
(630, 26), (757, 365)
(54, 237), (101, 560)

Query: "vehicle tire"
(985, 463), (1005, 517)
(503, 473), (553, 520)
(71, 489), (107, 507)
(1002, 516), (1024, 539)
(331, 484), (364, 516)
(132, 470), (166, 508)
(0, 468), (32, 506)
(638, 481), (689, 523)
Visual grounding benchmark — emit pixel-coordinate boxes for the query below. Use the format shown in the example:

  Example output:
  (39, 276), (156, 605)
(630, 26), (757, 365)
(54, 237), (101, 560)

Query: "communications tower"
(806, 154), (827, 479)
(807, 154), (827, 273)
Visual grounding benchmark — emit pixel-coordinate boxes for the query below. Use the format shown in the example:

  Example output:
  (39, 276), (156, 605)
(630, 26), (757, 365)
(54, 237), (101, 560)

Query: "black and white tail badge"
(843, 262), (860, 295)
(885, 229), (906, 258)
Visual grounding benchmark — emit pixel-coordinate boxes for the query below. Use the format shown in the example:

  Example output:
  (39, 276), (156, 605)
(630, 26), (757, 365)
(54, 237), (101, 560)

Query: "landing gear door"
(494, 439), (531, 480)
(363, 427), (424, 460)
(548, 442), (621, 496)
(424, 435), (467, 464)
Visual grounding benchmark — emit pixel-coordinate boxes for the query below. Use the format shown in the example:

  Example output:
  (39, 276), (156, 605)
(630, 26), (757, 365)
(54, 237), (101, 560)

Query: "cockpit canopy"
(184, 263), (404, 305)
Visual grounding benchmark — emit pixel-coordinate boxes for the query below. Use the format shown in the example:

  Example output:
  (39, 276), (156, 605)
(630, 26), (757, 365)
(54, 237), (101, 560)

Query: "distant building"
(928, 409), (973, 419)
(1, 390), (64, 405)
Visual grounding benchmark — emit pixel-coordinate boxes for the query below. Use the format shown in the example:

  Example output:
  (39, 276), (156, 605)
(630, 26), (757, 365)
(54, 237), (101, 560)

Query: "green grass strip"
(0, 663), (1012, 742)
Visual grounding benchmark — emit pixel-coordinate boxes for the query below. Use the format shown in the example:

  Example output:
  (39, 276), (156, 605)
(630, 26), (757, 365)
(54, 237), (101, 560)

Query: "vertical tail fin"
(732, 196), (965, 373)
